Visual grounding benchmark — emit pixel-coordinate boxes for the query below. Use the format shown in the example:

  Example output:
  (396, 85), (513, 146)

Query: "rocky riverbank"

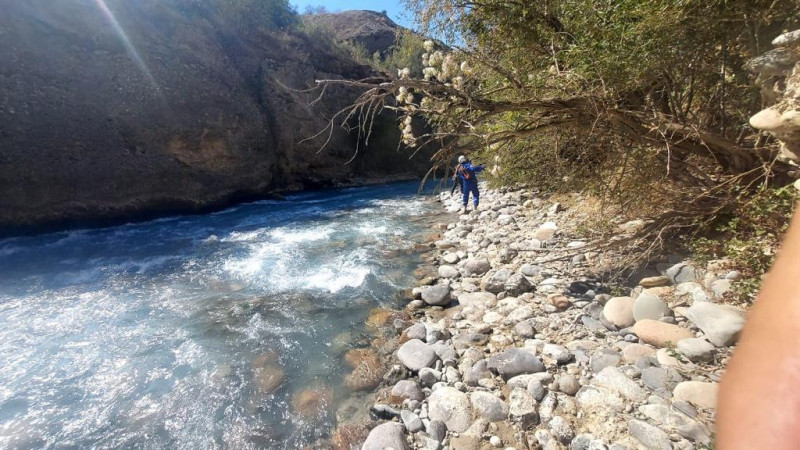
(335, 185), (747, 449)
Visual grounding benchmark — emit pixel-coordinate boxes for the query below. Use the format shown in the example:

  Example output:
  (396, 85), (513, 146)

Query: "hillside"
(0, 2), (423, 234)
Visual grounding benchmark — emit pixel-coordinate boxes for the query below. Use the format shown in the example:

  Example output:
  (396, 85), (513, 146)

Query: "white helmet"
(458, 155), (467, 163)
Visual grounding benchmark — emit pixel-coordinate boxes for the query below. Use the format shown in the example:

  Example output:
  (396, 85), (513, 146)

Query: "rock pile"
(341, 186), (748, 449)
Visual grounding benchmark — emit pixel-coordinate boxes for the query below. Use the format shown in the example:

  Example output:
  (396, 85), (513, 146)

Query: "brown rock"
(365, 308), (407, 328)
(621, 343), (656, 364)
(292, 388), (333, 418)
(344, 349), (383, 391)
(548, 294), (572, 309)
(632, 320), (694, 348)
(673, 381), (718, 409)
(253, 365), (285, 395)
(640, 276), (670, 288)
(332, 423), (372, 450)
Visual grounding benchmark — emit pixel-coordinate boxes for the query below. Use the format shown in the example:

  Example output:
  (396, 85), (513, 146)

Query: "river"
(0, 182), (439, 449)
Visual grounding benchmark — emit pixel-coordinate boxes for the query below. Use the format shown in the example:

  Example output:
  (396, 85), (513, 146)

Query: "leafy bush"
(688, 185), (798, 302)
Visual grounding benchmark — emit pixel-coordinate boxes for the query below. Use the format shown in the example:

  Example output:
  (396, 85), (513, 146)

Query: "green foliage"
(376, 30), (428, 77)
(688, 186), (798, 302)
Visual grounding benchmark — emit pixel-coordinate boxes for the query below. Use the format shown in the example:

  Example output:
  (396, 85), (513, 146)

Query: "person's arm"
(473, 163), (485, 173)
(717, 207), (800, 449)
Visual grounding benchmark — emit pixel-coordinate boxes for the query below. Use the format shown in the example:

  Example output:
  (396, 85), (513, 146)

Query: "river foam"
(0, 181), (436, 449)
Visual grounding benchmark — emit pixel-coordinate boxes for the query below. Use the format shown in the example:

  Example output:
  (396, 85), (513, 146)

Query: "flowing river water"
(0, 182), (441, 449)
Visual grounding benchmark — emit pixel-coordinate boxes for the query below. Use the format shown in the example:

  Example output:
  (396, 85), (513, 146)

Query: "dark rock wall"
(0, 1), (421, 233)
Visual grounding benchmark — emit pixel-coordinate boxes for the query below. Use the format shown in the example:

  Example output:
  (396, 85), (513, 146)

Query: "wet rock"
(332, 423), (371, 450)
(464, 259), (491, 276)
(345, 348), (383, 391)
(633, 292), (670, 322)
(470, 391), (509, 422)
(397, 339), (438, 371)
(391, 380), (425, 402)
(509, 387), (539, 426)
(421, 285), (452, 307)
(371, 404), (401, 420)
(251, 352), (285, 395)
(632, 320), (694, 348)
(428, 386), (473, 432)
(673, 381), (718, 409)
(629, 419), (672, 450)
(487, 348), (545, 379)
(603, 297), (635, 328)
(362, 422), (409, 450)
(676, 338), (715, 363)
(292, 388), (332, 418)
(684, 302), (746, 347)
(594, 367), (647, 402)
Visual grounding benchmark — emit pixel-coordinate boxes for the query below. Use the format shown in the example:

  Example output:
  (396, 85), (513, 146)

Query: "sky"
(291, 0), (415, 29)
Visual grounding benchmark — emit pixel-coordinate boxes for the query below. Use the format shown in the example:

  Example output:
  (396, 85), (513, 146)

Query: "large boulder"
(505, 273), (534, 296)
(361, 422), (409, 450)
(397, 339), (438, 371)
(684, 302), (746, 347)
(666, 262), (700, 284)
(428, 387), (473, 432)
(484, 269), (512, 293)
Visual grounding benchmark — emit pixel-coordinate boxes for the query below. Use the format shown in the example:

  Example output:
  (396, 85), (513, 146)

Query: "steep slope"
(0, 1), (421, 234)
(302, 10), (404, 57)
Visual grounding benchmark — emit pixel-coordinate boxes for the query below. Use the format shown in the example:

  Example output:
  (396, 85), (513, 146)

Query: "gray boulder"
(362, 422), (409, 450)
(421, 285), (452, 306)
(628, 419), (672, 450)
(464, 258), (491, 276)
(505, 273), (534, 296)
(397, 339), (438, 371)
(509, 387), (539, 426)
(428, 386), (472, 433)
(593, 367), (647, 402)
(685, 302), (746, 347)
(676, 338), (715, 362)
(484, 269), (512, 293)
(487, 348), (545, 379)
(470, 391), (509, 422)
(633, 292), (670, 322)
(666, 262), (700, 284)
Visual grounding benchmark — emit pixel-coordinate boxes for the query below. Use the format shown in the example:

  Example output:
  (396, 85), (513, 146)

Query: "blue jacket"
(455, 162), (484, 184)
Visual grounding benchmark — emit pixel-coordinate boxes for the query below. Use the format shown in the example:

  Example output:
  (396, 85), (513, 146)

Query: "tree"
(314, 0), (800, 251)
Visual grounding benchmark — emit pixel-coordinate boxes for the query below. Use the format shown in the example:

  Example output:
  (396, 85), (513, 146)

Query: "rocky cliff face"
(302, 10), (403, 58)
(748, 30), (800, 162)
(0, 1), (422, 234)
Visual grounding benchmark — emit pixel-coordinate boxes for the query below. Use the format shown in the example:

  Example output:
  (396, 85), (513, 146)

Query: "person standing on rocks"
(453, 155), (485, 214)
